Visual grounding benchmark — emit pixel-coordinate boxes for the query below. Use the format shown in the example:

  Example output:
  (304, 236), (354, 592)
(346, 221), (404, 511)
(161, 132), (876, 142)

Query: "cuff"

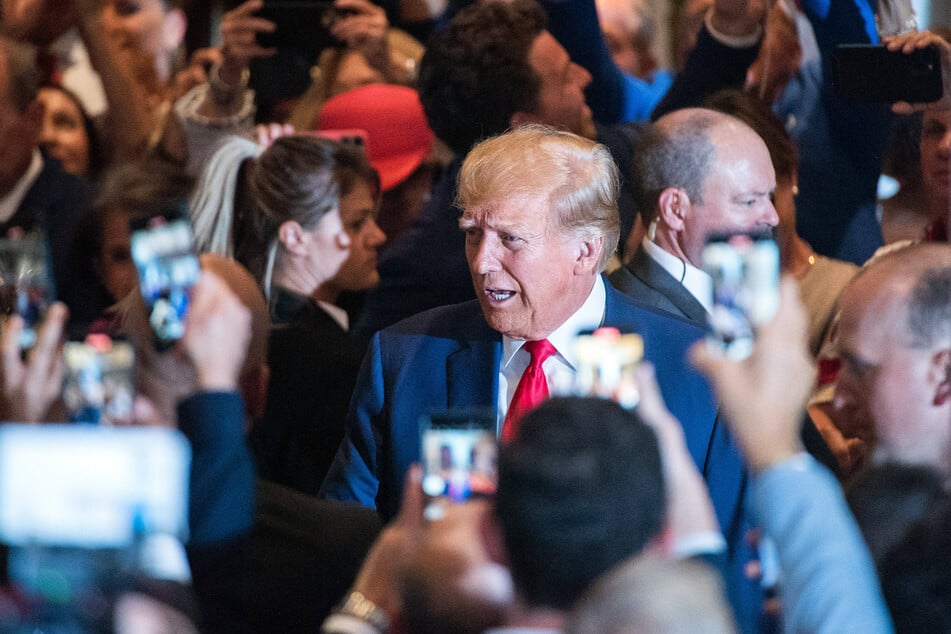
(672, 530), (728, 558)
(705, 8), (764, 49)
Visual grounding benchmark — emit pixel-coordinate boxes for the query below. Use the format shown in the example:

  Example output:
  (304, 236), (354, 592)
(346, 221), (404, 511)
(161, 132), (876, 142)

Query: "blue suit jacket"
(322, 281), (760, 625)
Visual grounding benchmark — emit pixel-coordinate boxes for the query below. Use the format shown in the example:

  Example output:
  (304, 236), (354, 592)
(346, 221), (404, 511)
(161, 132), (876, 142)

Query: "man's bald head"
(834, 243), (951, 475)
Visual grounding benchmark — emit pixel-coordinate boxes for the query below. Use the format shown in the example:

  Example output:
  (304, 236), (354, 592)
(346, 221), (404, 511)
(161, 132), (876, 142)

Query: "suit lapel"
(446, 310), (501, 410)
(629, 247), (708, 323)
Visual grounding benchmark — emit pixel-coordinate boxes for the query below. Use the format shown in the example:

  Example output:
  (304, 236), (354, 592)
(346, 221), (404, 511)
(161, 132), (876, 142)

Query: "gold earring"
(792, 185), (800, 196)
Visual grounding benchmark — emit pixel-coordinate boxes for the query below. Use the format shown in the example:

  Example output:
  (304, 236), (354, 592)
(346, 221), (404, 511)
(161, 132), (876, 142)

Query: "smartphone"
(0, 230), (54, 349)
(832, 44), (944, 104)
(130, 217), (200, 352)
(62, 335), (135, 425)
(569, 328), (644, 408)
(256, 1), (340, 55)
(702, 232), (780, 360)
(420, 409), (497, 520)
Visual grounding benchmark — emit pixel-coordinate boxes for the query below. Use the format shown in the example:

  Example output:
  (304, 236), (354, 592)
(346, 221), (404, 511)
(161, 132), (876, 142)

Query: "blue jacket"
(323, 281), (762, 628)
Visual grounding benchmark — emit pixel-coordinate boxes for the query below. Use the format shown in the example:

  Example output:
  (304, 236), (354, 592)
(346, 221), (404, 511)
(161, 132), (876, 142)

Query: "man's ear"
(930, 348), (951, 406)
(574, 236), (605, 274)
(277, 220), (308, 255)
(656, 187), (690, 232)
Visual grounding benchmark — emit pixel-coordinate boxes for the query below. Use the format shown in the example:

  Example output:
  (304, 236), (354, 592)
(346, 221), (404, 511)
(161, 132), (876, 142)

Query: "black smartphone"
(701, 232), (780, 360)
(420, 409), (497, 519)
(832, 44), (944, 104)
(0, 230), (53, 350)
(256, 1), (339, 55)
(130, 216), (200, 353)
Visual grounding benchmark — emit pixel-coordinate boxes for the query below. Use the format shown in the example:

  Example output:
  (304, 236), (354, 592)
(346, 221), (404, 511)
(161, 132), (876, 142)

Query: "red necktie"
(501, 339), (556, 442)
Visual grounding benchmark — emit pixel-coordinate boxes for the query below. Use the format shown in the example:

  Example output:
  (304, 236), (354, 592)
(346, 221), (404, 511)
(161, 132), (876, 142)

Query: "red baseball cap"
(317, 84), (436, 192)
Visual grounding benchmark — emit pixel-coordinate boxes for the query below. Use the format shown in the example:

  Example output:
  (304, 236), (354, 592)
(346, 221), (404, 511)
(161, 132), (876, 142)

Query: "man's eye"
(500, 233), (520, 243)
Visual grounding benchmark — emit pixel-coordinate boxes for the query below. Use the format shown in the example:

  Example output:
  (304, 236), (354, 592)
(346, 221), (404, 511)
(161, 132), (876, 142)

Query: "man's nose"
(571, 62), (592, 91)
(470, 236), (501, 274)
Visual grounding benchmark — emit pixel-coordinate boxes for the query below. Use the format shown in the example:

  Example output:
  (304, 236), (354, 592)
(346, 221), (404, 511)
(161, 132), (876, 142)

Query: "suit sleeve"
(755, 454), (894, 633)
(319, 332), (386, 509)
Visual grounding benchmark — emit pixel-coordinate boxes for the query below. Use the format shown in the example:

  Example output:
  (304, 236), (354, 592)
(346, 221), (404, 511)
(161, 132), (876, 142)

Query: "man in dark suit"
(609, 108), (778, 322)
(0, 36), (89, 306)
(322, 125), (761, 630)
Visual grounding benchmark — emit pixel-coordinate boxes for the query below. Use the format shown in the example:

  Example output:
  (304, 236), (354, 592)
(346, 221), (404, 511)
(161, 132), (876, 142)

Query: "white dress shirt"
(496, 276), (607, 433)
(642, 237), (713, 313)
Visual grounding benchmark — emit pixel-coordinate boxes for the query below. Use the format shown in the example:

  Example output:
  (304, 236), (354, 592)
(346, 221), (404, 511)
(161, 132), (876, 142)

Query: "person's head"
(704, 90), (798, 248)
(0, 36), (43, 198)
(565, 555), (737, 634)
(919, 109), (950, 214)
(457, 125), (619, 340)
(594, 0), (658, 78)
(101, 0), (187, 84)
(494, 397), (665, 610)
(418, 0), (594, 156)
(238, 135), (385, 303)
(636, 107), (778, 267)
(84, 158), (195, 303)
(833, 243), (951, 476)
(37, 84), (103, 178)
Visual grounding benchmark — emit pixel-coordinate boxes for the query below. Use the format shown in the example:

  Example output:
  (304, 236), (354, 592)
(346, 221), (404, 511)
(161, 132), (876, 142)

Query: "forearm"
(755, 454), (893, 633)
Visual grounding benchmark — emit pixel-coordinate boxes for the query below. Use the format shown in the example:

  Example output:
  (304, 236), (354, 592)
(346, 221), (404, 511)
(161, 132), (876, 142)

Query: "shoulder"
(605, 283), (705, 343)
(381, 300), (493, 342)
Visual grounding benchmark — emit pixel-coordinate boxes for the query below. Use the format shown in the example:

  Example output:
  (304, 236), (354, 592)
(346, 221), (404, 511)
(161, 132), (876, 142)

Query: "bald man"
(610, 107), (778, 322)
(832, 243), (951, 478)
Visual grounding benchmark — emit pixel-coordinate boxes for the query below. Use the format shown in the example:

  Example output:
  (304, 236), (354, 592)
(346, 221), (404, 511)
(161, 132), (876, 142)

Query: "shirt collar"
(501, 276), (606, 370)
(316, 301), (349, 331)
(642, 237), (713, 312)
(0, 149), (43, 225)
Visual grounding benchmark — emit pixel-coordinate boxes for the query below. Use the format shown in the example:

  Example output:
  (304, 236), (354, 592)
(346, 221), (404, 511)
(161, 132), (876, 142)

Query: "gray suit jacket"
(608, 245), (707, 324)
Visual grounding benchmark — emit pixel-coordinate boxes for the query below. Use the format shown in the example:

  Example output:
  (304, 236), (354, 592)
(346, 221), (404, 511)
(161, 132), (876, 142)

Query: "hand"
(0, 303), (68, 422)
(254, 122), (296, 148)
(330, 0), (388, 48)
(349, 465), (426, 618)
(632, 362), (721, 546)
(885, 30), (951, 113)
(182, 271), (251, 393)
(690, 276), (815, 472)
(219, 0), (277, 82)
(745, 0), (801, 104)
(170, 47), (224, 102)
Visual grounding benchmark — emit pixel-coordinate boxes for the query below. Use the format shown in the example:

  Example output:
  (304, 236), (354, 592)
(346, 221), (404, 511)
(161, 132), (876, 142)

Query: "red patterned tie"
(501, 339), (557, 442)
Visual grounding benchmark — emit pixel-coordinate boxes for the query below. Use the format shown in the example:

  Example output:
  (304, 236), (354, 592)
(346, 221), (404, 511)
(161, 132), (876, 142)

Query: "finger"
(25, 303), (68, 380)
(395, 463), (425, 535)
(0, 315), (25, 387)
(229, 0), (265, 18)
(632, 362), (670, 423)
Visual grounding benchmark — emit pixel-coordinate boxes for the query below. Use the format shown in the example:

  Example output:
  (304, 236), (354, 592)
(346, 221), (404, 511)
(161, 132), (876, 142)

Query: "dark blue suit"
(322, 281), (760, 627)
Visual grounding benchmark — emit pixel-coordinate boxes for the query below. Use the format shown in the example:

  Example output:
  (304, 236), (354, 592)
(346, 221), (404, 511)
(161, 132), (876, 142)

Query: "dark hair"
(907, 265), (951, 349)
(704, 89), (798, 181)
(39, 82), (105, 178)
(417, 0), (546, 155)
(234, 135), (378, 291)
(0, 36), (40, 112)
(846, 462), (947, 565)
(633, 110), (717, 226)
(494, 397), (665, 609)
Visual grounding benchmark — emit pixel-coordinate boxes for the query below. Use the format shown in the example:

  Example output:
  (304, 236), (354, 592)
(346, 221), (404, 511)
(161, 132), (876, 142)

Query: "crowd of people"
(0, 0), (949, 631)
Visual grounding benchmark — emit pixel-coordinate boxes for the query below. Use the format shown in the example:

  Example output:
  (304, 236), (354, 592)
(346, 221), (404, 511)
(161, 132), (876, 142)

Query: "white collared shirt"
(317, 301), (350, 332)
(496, 276), (607, 433)
(642, 237), (713, 313)
(0, 149), (43, 225)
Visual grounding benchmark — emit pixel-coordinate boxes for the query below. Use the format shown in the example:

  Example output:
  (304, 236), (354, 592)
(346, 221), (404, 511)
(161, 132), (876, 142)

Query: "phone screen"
(420, 409), (497, 519)
(702, 232), (780, 360)
(63, 336), (135, 425)
(130, 219), (200, 352)
(0, 230), (53, 349)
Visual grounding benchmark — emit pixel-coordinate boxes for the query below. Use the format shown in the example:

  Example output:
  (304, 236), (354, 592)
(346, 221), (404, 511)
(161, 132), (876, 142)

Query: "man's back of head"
(494, 397), (665, 611)
(833, 243), (951, 476)
(418, 0), (546, 156)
